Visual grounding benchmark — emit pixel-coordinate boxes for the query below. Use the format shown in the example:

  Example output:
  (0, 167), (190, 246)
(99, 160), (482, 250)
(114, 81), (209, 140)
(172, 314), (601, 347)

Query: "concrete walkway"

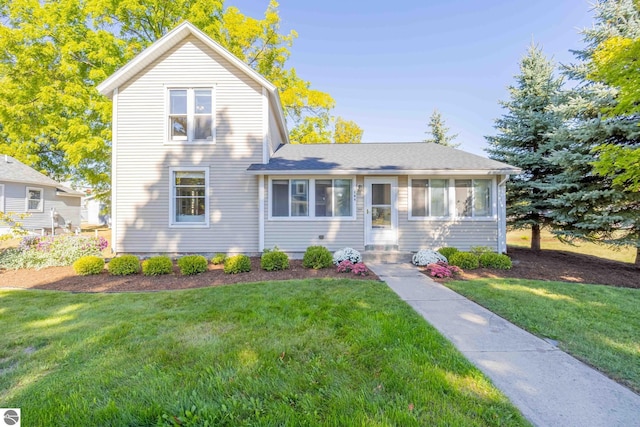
(368, 262), (640, 427)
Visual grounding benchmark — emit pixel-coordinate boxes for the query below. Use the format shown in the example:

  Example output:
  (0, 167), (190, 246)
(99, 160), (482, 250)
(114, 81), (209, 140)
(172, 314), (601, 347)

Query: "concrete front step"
(362, 251), (412, 264)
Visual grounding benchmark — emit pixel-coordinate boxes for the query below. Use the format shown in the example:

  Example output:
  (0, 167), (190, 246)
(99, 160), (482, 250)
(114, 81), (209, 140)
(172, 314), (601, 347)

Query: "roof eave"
(246, 168), (521, 176)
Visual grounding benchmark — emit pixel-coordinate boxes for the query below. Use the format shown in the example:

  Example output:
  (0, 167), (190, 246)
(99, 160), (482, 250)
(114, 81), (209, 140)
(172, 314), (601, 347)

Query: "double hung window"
(26, 187), (43, 212)
(168, 88), (214, 142)
(171, 169), (209, 226)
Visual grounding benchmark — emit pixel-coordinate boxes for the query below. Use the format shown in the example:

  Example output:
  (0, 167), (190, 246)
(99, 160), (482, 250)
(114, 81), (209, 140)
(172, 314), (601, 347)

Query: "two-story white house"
(97, 22), (519, 256)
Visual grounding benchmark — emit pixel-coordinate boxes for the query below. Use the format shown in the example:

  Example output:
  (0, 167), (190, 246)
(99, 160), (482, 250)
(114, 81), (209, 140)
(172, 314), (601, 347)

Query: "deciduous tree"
(333, 117), (363, 143)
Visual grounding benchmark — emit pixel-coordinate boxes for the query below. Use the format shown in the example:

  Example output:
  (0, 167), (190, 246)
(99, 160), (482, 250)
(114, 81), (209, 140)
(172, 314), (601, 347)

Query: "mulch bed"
(1, 247), (637, 293)
(0, 258), (379, 293)
(424, 247), (639, 289)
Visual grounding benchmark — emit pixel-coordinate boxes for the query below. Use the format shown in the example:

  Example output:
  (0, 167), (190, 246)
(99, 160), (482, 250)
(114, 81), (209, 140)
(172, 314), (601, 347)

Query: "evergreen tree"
(548, 0), (640, 265)
(424, 109), (460, 147)
(485, 45), (564, 251)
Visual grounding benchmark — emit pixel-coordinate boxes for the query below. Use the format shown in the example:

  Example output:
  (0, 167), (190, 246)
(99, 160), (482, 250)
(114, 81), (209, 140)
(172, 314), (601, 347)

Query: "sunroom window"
(455, 179), (492, 217)
(271, 178), (353, 218)
(410, 179), (448, 217)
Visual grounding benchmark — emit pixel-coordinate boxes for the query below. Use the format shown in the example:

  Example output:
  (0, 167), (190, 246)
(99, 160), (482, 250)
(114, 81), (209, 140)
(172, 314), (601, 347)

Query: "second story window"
(168, 88), (214, 142)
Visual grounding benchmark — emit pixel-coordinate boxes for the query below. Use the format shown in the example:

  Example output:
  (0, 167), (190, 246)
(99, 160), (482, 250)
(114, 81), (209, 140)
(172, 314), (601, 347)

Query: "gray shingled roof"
(0, 155), (83, 196)
(247, 143), (519, 174)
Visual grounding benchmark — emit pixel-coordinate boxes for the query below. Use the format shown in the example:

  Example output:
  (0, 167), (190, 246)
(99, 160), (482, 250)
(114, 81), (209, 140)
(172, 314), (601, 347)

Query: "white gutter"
(246, 169), (521, 176)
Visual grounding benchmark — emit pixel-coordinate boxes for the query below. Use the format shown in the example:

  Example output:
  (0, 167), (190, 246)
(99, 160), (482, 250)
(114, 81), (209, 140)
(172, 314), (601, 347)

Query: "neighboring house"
(97, 21), (520, 256)
(0, 155), (83, 234)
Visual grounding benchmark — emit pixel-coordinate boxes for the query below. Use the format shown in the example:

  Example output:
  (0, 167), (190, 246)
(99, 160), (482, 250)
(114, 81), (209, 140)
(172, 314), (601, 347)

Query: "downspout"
(497, 175), (509, 253)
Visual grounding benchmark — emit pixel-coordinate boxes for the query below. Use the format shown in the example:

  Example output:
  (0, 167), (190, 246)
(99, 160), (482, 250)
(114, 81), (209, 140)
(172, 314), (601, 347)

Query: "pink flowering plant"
(336, 260), (369, 276)
(424, 261), (463, 279)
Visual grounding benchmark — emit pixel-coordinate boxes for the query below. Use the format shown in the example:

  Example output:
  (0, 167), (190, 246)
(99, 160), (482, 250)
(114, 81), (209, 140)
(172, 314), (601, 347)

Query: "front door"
(364, 177), (398, 246)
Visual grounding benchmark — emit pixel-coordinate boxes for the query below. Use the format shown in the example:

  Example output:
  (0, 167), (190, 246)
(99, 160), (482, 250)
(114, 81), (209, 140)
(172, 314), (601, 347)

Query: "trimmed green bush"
(211, 253), (227, 265)
(177, 255), (208, 276)
(142, 256), (173, 276)
(449, 252), (480, 270)
(470, 246), (493, 257)
(73, 256), (105, 276)
(437, 247), (459, 260)
(479, 252), (513, 270)
(224, 254), (251, 274)
(303, 245), (333, 269)
(108, 255), (140, 276)
(261, 248), (289, 271)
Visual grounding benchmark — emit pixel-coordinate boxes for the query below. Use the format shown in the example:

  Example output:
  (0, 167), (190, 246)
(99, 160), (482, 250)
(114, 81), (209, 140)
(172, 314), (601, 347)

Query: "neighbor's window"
(411, 179), (448, 217)
(26, 187), (43, 212)
(168, 88), (213, 142)
(172, 169), (208, 225)
(271, 178), (353, 218)
(455, 179), (492, 217)
(315, 179), (352, 217)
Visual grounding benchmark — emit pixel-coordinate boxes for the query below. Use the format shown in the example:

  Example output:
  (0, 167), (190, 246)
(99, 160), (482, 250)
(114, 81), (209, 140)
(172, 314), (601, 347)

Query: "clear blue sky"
(226, 1), (595, 155)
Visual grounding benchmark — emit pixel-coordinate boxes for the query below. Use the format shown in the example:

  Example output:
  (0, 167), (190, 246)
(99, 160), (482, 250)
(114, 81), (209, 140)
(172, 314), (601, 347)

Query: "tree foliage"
(334, 117), (363, 143)
(485, 45), (564, 251)
(424, 109), (460, 147)
(0, 0), (356, 190)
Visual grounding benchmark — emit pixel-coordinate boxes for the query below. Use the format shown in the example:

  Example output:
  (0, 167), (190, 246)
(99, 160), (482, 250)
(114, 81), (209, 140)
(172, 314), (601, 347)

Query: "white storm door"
(364, 177), (398, 245)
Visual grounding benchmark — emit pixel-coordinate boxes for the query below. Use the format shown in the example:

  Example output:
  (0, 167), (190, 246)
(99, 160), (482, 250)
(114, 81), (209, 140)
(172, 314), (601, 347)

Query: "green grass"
(507, 228), (636, 264)
(445, 278), (640, 393)
(0, 279), (527, 426)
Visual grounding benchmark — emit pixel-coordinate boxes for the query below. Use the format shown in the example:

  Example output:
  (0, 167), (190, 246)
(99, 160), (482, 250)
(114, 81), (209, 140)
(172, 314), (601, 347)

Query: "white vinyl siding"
(113, 36), (265, 253)
(0, 184), (4, 212)
(26, 187), (44, 212)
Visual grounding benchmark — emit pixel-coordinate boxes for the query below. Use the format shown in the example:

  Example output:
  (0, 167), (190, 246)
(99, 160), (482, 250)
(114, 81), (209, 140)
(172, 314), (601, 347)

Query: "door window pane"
(474, 179), (492, 216)
(272, 180), (289, 217)
(372, 183), (390, 205)
(411, 179), (428, 216)
(371, 207), (391, 229)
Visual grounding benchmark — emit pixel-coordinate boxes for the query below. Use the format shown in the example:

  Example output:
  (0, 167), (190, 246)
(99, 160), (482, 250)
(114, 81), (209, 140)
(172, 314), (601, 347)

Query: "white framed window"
(167, 87), (215, 143)
(409, 179), (449, 218)
(26, 187), (43, 212)
(170, 167), (209, 227)
(270, 178), (355, 219)
(455, 179), (493, 218)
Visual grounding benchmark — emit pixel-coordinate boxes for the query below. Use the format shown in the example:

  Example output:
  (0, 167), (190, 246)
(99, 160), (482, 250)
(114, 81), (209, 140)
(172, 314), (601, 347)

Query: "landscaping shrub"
(108, 255), (140, 276)
(424, 261), (463, 279)
(448, 252), (480, 270)
(211, 253), (227, 265)
(177, 255), (208, 276)
(0, 234), (108, 270)
(412, 249), (448, 266)
(479, 252), (513, 270)
(302, 246), (333, 269)
(142, 256), (173, 276)
(261, 247), (289, 271)
(437, 247), (459, 260)
(73, 256), (105, 276)
(470, 246), (493, 257)
(333, 247), (362, 265)
(224, 254), (251, 274)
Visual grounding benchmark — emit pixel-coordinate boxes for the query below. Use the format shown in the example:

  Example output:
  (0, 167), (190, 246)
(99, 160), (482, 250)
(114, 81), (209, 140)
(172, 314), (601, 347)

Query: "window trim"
(169, 167), (210, 228)
(408, 178), (451, 220)
(408, 177), (496, 221)
(26, 186), (44, 213)
(268, 176), (357, 221)
(165, 86), (216, 145)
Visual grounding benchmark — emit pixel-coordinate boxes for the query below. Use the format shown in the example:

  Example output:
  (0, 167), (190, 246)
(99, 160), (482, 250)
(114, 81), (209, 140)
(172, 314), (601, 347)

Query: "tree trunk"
(635, 247), (640, 268)
(531, 224), (541, 252)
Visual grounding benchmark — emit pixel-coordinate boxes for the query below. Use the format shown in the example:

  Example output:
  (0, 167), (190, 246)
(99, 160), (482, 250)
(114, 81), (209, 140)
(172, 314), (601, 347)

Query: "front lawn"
(0, 279), (527, 426)
(445, 278), (640, 393)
